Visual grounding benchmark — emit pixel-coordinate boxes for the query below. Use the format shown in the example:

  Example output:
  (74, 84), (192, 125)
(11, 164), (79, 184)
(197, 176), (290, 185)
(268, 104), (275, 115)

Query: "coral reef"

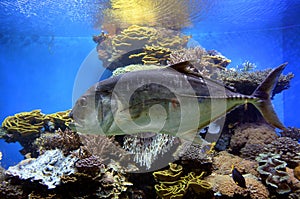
(280, 127), (300, 141)
(217, 67), (294, 95)
(6, 149), (78, 189)
(212, 151), (259, 177)
(2, 110), (73, 139)
(96, 25), (190, 68)
(286, 167), (300, 194)
(294, 165), (300, 180)
(75, 155), (106, 176)
(0, 181), (27, 199)
(153, 163), (212, 198)
(2, 109), (45, 136)
(34, 128), (82, 156)
(206, 174), (269, 198)
(263, 137), (300, 168)
(43, 110), (73, 131)
(94, 166), (133, 198)
(1, 110), (73, 156)
(172, 140), (214, 170)
(123, 134), (179, 170)
(256, 153), (291, 194)
(129, 45), (172, 65)
(79, 134), (133, 170)
(230, 123), (278, 159)
(168, 47), (231, 78)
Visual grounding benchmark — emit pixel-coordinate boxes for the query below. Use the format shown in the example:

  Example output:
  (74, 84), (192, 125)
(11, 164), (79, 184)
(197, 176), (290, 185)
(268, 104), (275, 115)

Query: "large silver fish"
(70, 61), (287, 144)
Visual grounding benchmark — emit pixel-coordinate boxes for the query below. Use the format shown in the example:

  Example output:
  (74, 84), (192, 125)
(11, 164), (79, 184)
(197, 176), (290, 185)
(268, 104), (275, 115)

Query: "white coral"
(6, 149), (78, 189)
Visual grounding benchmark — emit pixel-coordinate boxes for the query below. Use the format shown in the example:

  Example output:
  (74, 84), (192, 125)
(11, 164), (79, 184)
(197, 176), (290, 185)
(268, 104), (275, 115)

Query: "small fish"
(231, 165), (247, 188)
(70, 61), (287, 144)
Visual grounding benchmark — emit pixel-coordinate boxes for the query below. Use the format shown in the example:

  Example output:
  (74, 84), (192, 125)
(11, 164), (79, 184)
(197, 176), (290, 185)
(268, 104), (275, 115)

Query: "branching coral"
(230, 123), (278, 159)
(95, 166), (133, 198)
(34, 128), (82, 156)
(168, 47), (231, 78)
(172, 140), (214, 169)
(153, 163), (212, 198)
(0, 181), (27, 199)
(79, 134), (132, 169)
(256, 153), (291, 194)
(75, 155), (106, 176)
(217, 67), (294, 95)
(280, 127), (300, 142)
(6, 149), (78, 189)
(123, 134), (179, 170)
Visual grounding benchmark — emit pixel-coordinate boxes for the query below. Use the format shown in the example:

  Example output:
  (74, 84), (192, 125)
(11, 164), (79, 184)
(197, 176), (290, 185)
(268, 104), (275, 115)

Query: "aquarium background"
(0, 0), (299, 168)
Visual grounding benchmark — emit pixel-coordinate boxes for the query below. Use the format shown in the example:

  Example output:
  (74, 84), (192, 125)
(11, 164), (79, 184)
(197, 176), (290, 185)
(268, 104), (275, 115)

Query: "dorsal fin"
(168, 61), (203, 77)
(169, 61), (237, 92)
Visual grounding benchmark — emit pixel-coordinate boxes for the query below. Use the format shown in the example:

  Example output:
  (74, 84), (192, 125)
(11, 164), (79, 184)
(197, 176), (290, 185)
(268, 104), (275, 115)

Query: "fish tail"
(251, 63), (288, 130)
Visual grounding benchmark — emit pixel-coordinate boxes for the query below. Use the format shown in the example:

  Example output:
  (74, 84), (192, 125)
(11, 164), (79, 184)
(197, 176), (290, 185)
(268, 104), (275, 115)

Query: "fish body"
(231, 165), (247, 188)
(70, 61), (287, 144)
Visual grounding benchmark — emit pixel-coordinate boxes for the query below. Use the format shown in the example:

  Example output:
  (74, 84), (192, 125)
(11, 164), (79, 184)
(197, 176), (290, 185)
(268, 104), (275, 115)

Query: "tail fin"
(251, 63), (288, 130)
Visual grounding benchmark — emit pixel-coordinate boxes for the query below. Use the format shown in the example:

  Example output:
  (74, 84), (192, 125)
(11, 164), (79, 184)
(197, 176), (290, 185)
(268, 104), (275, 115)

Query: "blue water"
(0, 0), (300, 168)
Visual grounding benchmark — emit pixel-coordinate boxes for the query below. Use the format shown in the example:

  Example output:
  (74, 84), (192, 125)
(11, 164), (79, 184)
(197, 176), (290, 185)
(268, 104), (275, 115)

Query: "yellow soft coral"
(2, 109), (45, 136)
(153, 163), (212, 199)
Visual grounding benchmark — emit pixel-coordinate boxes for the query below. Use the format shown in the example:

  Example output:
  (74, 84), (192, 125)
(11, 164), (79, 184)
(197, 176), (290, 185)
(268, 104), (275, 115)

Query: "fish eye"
(79, 97), (88, 107)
